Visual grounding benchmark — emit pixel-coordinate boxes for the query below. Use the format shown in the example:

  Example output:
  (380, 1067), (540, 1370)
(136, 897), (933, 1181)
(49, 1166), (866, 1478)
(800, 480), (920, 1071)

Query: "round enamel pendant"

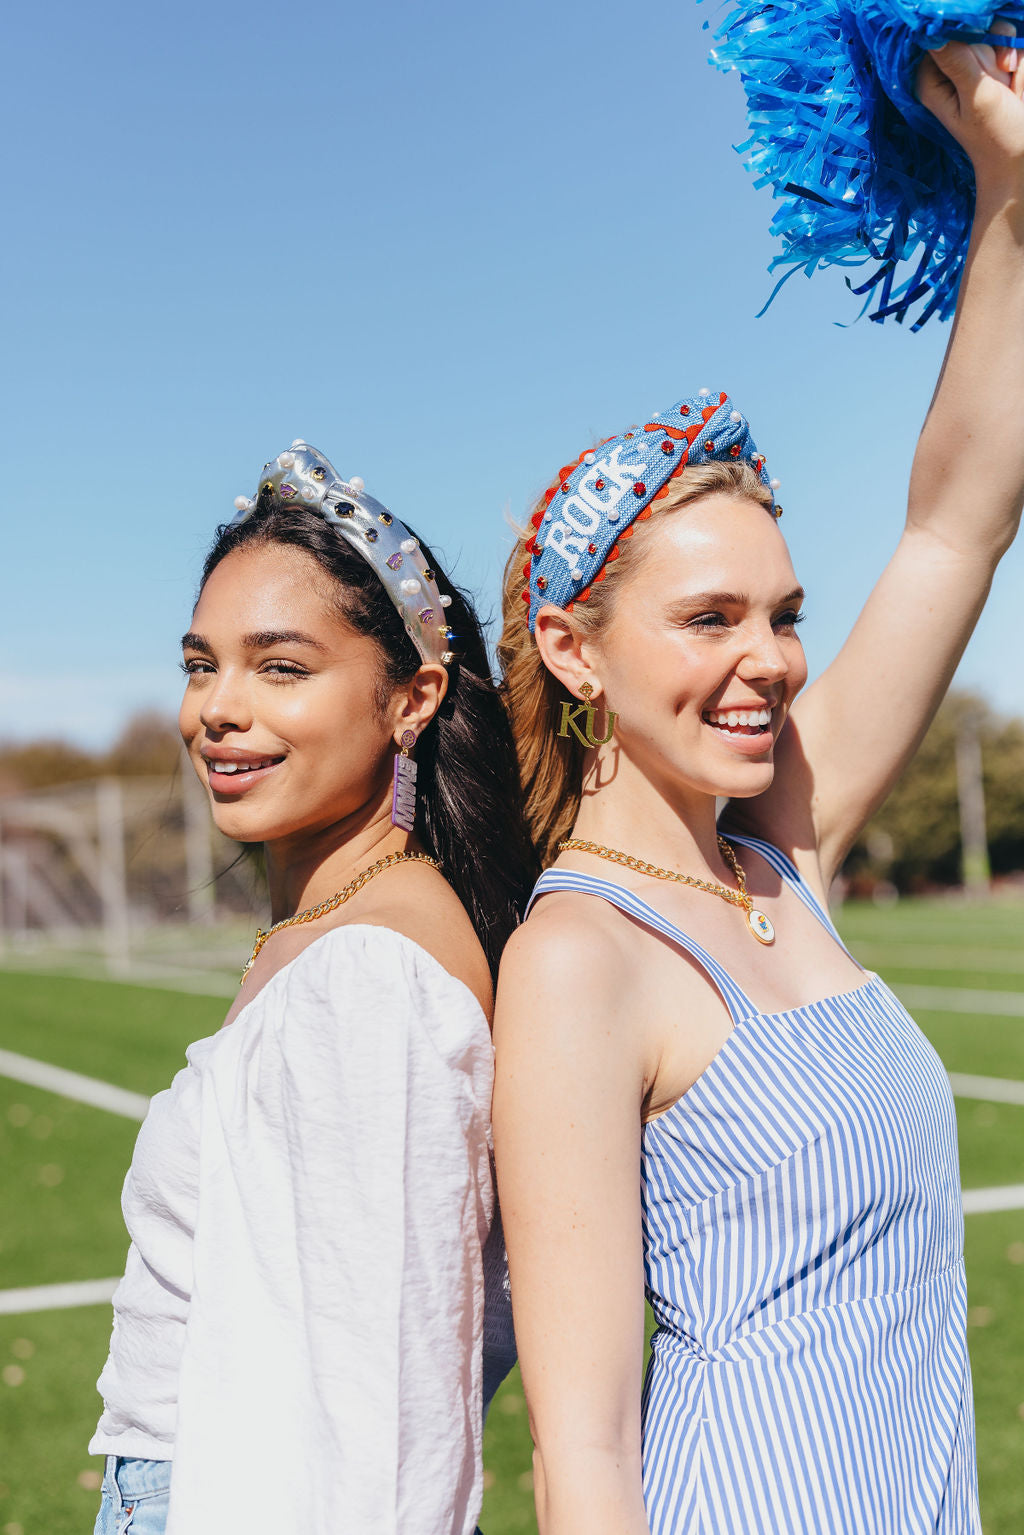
(747, 908), (776, 945)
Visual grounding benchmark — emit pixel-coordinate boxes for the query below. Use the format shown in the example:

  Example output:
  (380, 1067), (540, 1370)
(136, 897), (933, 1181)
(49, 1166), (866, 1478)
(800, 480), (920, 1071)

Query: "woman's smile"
(701, 701), (777, 754)
(201, 747), (287, 795)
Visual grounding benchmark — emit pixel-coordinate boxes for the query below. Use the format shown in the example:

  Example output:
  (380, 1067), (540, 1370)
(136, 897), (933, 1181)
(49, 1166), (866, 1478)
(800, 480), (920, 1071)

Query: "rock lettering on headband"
(545, 443), (648, 571)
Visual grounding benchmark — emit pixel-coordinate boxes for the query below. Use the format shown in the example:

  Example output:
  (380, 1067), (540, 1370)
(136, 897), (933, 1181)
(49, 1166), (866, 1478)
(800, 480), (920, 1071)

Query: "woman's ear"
(533, 604), (606, 700)
(391, 662), (449, 745)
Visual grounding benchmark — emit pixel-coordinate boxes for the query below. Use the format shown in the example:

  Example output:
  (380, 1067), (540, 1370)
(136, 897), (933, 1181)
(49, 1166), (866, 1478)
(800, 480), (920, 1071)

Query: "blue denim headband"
(524, 390), (778, 631)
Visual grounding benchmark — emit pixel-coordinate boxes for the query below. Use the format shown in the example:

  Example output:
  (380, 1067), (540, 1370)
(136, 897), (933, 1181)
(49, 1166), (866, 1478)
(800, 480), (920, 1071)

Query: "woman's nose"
(200, 671), (252, 734)
(739, 626), (789, 684)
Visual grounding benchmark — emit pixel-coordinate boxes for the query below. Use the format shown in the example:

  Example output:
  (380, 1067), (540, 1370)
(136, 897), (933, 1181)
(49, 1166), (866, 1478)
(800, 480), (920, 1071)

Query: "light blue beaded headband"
(524, 390), (779, 632)
(232, 440), (455, 666)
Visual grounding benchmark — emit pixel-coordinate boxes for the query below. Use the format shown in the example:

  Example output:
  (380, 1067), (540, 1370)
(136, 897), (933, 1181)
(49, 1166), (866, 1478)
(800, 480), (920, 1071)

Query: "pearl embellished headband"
(523, 389), (779, 632)
(232, 440), (455, 666)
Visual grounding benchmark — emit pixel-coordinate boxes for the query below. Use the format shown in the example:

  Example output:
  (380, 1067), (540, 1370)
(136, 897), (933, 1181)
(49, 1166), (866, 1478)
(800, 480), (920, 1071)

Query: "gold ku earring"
(556, 681), (617, 747)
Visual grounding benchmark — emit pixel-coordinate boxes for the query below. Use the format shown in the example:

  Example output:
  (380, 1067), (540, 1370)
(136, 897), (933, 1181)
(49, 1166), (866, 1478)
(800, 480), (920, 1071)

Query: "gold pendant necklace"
(241, 851), (440, 983)
(556, 835), (776, 945)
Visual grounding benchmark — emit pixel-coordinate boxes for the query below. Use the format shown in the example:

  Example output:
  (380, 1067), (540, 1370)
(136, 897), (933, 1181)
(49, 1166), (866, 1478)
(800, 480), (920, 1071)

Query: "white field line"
(961, 1184), (1024, 1215)
(0, 1048), (149, 1120)
(2, 1050), (1024, 1126)
(0, 1049), (1022, 1312)
(894, 984), (1024, 1017)
(947, 1072), (1024, 1106)
(0, 1278), (120, 1315)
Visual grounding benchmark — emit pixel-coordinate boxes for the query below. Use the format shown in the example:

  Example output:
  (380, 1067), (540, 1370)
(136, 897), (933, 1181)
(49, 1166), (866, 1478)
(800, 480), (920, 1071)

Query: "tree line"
(843, 692), (1024, 892)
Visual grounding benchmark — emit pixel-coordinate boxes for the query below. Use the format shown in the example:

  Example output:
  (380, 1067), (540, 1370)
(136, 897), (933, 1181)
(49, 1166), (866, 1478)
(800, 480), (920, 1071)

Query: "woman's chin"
(208, 804), (280, 844)
(708, 759), (776, 801)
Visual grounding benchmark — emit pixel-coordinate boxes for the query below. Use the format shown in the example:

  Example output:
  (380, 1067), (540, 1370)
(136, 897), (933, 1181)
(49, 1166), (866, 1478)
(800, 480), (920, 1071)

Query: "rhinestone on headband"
(231, 440), (455, 666)
(525, 390), (779, 632)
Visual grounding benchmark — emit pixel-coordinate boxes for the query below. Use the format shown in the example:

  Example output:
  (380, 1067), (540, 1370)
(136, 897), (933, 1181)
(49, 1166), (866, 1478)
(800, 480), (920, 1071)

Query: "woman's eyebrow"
(242, 629), (329, 651)
(665, 586), (806, 614)
(682, 590), (749, 607)
(664, 590), (750, 612)
(180, 629), (329, 653)
(679, 587), (805, 605)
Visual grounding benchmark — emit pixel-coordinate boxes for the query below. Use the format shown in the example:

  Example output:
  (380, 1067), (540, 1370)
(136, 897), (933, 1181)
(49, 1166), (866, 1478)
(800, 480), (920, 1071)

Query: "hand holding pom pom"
(705, 0), (1024, 326)
(919, 25), (1024, 194)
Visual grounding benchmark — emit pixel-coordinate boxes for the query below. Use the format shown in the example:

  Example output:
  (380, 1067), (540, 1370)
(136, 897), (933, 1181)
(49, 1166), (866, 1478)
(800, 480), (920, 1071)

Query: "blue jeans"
(93, 1454), (486, 1532)
(94, 1457), (170, 1535)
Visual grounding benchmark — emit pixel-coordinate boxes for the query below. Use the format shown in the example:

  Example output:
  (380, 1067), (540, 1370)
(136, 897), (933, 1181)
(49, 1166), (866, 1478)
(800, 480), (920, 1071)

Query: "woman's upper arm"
(748, 527), (995, 883)
(289, 931), (493, 1531)
(493, 912), (652, 1535)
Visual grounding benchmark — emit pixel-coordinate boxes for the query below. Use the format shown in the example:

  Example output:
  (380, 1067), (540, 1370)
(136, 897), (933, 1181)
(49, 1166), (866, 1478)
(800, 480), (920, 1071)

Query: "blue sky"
(5, 0), (1021, 746)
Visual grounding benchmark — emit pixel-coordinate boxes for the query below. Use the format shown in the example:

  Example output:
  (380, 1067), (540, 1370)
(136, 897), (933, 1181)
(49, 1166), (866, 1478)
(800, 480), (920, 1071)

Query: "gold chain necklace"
(240, 851), (440, 983)
(557, 835), (776, 945)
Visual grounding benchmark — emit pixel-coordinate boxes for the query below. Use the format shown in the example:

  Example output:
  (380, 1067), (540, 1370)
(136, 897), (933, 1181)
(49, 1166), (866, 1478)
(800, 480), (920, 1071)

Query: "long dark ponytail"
(201, 493), (538, 977)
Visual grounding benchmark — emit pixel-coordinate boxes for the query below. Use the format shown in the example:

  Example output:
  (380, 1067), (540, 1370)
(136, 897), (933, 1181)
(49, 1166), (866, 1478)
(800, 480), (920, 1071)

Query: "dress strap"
(721, 830), (849, 950)
(526, 869), (756, 1027)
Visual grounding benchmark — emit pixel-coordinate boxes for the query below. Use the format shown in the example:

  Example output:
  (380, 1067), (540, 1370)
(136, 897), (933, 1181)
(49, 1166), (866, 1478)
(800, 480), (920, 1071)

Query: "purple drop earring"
(391, 729), (418, 832)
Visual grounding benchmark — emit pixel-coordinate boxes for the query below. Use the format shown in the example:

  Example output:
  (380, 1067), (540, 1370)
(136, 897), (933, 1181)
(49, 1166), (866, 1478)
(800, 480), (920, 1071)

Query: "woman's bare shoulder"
(352, 860), (494, 1019)
(224, 862), (492, 1025)
(495, 889), (655, 1122)
(497, 888), (644, 1043)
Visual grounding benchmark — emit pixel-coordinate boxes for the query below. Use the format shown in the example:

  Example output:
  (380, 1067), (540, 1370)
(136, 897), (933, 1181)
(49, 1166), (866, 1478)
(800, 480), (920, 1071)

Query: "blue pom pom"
(704, 0), (1024, 328)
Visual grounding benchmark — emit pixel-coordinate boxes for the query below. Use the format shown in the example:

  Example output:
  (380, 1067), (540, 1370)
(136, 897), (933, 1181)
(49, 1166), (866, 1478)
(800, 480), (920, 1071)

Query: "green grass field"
(1, 896), (1022, 1534)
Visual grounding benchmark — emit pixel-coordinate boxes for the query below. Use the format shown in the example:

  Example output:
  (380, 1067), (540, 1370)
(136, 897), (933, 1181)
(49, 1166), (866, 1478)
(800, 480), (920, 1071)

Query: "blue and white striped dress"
(530, 834), (980, 1534)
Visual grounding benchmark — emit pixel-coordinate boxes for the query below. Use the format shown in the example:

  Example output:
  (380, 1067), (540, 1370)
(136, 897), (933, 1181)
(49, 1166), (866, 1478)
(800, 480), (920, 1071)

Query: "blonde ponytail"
(497, 532), (586, 866)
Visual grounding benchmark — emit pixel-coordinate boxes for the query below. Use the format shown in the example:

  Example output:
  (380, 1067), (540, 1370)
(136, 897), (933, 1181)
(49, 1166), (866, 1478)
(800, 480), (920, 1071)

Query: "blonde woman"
(493, 38), (1024, 1535)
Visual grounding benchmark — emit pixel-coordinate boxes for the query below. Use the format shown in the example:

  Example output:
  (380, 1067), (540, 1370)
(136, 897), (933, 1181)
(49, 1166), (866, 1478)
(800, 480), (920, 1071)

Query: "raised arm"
(748, 36), (1024, 884)
(493, 908), (652, 1535)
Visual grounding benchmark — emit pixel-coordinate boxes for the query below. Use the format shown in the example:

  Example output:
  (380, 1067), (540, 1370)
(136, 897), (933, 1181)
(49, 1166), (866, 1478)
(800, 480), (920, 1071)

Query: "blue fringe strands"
(704, 2), (1024, 327)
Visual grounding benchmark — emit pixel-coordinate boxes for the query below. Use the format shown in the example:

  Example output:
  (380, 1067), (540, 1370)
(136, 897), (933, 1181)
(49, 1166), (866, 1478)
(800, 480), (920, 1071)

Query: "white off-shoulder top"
(90, 924), (500, 1535)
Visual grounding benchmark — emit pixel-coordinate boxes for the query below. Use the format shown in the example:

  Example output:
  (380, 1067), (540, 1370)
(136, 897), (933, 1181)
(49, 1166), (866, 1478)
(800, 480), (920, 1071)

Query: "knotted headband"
(703, 1), (1024, 327)
(524, 390), (778, 632)
(232, 441), (456, 665)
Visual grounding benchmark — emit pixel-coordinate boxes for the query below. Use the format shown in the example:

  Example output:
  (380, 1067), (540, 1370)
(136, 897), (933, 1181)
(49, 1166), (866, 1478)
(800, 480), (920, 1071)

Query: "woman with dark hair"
(89, 441), (533, 1534)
